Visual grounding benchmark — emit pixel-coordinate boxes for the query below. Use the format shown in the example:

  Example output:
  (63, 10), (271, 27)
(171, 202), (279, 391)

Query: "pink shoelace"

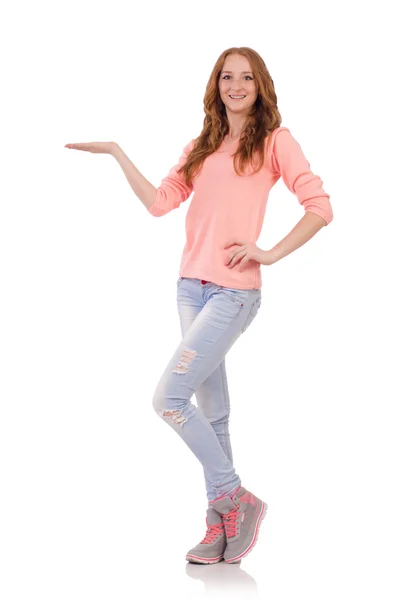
(200, 522), (224, 544)
(222, 505), (240, 538)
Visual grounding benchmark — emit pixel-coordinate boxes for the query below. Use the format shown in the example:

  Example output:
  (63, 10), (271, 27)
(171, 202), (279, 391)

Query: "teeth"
(230, 95), (246, 99)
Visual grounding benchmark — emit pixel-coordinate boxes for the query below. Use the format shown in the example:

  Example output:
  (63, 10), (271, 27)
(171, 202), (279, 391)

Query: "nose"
(230, 83), (245, 93)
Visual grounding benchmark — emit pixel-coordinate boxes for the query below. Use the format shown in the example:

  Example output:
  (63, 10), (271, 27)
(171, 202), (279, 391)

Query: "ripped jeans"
(152, 277), (262, 502)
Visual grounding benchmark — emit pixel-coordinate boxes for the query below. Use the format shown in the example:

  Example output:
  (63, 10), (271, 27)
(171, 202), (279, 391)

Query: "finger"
(225, 250), (238, 266)
(224, 239), (244, 249)
(238, 256), (248, 271)
(227, 246), (247, 266)
(229, 249), (246, 268)
(64, 144), (89, 151)
(238, 255), (252, 272)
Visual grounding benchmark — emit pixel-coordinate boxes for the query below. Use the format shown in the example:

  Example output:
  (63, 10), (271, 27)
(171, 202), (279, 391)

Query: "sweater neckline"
(221, 136), (240, 146)
(218, 137), (240, 152)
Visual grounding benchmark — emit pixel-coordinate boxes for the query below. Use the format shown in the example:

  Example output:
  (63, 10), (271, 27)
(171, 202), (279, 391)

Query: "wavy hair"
(177, 47), (282, 187)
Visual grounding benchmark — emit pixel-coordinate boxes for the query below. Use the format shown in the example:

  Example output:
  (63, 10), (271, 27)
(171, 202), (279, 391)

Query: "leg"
(152, 278), (261, 501)
(177, 286), (234, 501)
(196, 361), (234, 501)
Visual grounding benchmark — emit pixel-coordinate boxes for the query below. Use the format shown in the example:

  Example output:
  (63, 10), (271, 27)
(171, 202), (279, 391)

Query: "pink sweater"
(148, 127), (333, 289)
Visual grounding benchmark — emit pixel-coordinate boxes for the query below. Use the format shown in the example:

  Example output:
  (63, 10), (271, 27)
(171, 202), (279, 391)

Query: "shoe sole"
(185, 553), (224, 564)
(224, 501), (268, 563)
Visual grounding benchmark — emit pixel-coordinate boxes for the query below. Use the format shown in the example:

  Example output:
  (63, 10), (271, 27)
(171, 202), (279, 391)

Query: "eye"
(221, 75), (254, 80)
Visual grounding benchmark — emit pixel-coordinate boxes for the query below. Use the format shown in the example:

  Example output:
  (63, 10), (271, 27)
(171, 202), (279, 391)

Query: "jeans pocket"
(216, 287), (248, 306)
(241, 295), (262, 333)
(177, 277), (183, 287)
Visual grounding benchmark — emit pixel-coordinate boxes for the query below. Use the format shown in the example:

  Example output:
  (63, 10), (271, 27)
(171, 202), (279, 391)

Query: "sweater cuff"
(305, 208), (333, 226)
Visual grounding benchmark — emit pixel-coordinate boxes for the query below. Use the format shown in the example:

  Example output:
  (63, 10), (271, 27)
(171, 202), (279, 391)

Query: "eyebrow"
(221, 71), (253, 74)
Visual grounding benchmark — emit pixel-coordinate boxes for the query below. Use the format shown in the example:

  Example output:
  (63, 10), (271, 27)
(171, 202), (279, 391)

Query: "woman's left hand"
(224, 239), (276, 269)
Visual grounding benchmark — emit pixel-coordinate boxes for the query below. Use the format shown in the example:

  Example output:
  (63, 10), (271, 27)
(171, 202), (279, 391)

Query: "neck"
(226, 113), (247, 138)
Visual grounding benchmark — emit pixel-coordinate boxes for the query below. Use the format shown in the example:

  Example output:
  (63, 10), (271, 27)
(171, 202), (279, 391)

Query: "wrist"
(257, 248), (278, 265)
(265, 248), (281, 265)
(110, 142), (121, 157)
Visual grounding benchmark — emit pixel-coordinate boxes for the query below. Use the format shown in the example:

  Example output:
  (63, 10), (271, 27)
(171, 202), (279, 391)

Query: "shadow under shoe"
(186, 507), (227, 564)
(209, 486), (268, 563)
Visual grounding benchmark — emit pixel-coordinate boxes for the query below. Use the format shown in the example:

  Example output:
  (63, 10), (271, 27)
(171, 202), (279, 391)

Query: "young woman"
(65, 46), (333, 565)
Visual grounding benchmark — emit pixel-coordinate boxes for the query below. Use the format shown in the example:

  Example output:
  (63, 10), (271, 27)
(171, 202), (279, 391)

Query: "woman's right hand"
(64, 141), (118, 155)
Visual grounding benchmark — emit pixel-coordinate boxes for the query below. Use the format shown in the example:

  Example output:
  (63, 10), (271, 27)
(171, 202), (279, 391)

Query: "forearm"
(269, 212), (326, 263)
(110, 144), (157, 210)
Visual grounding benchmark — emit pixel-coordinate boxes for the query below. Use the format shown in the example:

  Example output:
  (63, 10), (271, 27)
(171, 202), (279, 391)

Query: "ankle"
(209, 485), (242, 505)
(229, 485), (241, 498)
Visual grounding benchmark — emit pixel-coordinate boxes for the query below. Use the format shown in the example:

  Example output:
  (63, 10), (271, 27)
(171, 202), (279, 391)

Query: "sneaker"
(209, 486), (267, 563)
(185, 507), (227, 564)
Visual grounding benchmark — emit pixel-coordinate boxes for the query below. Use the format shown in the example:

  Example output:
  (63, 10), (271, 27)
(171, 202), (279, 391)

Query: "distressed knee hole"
(172, 346), (197, 375)
(159, 408), (188, 427)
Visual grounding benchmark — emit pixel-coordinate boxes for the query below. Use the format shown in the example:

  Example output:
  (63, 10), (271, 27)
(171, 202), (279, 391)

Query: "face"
(218, 54), (258, 114)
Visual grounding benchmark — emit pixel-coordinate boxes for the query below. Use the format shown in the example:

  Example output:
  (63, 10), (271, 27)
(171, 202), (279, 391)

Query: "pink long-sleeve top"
(148, 126), (333, 289)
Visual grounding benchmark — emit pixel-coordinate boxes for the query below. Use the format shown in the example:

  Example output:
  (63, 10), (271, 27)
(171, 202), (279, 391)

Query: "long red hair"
(177, 47), (282, 187)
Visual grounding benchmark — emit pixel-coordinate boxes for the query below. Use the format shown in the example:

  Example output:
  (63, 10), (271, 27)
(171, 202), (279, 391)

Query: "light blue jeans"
(152, 277), (262, 502)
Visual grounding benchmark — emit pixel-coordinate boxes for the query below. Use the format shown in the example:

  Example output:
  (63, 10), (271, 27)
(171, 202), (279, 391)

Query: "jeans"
(152, 277), (262, 502)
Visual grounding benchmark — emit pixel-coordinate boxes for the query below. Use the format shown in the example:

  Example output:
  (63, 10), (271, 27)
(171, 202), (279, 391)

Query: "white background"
(1, 0), (396, 598)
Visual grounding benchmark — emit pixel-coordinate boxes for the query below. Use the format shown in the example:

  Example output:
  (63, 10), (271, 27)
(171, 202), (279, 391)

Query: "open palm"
(64, 141), (116, 154)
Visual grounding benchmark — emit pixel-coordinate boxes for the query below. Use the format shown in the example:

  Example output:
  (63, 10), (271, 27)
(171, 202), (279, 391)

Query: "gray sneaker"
(186, 507), (227, 564)
(209, 486), (267, 563)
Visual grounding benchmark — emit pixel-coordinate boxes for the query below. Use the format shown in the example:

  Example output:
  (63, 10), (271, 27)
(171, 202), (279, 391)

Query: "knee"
(152, 390), (167, 416)
(152, 394), (189, 427)
(199, 404), (230, 426)
(209, 411), (230, 428)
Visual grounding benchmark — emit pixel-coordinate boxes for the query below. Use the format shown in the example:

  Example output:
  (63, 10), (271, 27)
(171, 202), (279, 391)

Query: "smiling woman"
(144, 47), (333, 566)
(64, 44), (333, 568)
(219, 64), (256, 111)
(175, 49), (281, 185)
(219, 58), (259, 136)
